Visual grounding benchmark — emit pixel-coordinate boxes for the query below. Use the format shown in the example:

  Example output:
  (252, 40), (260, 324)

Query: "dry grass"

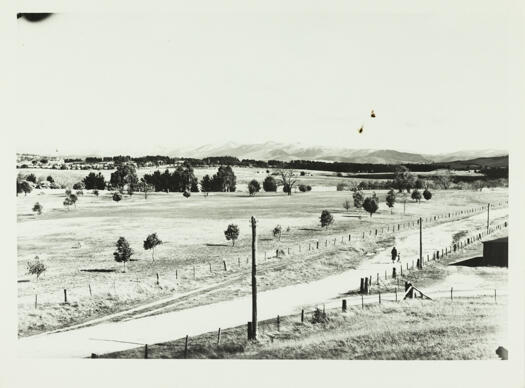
(100, 295), (507, 360)
(17, 170), (507, 336)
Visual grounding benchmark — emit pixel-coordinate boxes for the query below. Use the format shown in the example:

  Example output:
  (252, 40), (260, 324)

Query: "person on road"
(391, 247), (397, 263)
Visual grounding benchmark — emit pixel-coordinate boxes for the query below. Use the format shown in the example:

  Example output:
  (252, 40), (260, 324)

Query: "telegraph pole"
(419, 217), (423, 269)
(487, 203), (490, 234)
(250, 216), (258, 340)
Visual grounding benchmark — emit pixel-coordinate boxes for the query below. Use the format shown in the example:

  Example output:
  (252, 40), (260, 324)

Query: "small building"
(482, 237), (508, 267)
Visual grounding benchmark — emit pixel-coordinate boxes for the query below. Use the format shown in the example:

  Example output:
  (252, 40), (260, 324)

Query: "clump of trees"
(143, 164), (199, 193)
(248, 179), (261, 196)
(200, 166), (237, 192)
(63, 197), (73, 211)
(83, 172), (106, 190)
(263, 176), (277, 192)
(27, 256), (47, 281)
(320, 210), (334, 229)
(17, 174), (33, 196)
(110, 164), (139, 194)
(363, 193), (379, 217)
(73, 182), (85, 190)
(143, 233), (162, 261)
(224, 224), (240, 246)
(114, 237), (133, 272)
(393, 166), (416, 192)
(411, 189), (422, 203)
(385, 189), (396, 213)
(423, 188), (432, 200)
(32, 202), (43, 215)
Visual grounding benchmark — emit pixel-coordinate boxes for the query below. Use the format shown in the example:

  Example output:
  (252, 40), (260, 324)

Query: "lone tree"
(114, 237), (133, 272)
(27, 256), (47, 281)
(248, 179), (261, 196)
(224, 224), (240, 247)
(276, 169), (298, 196)
(320, 210), (334, 229)
(352, 189), (364, 209)
(63, 197), (73, 211)
(32, 202), (43, 215)
(411, 189), (422, 203)
(83, 172), (106, 190)
(112, 192), (123, 202)
(143, 233), (163, 261)
(273, 225), (282, 241)
(343, 199), (351, 212)
(92, 189), (99, 196)
(363, 194), (379, 217)
(385, 189), (396, 214)
(263, 176), (277, 192)
(423, 188), (432, 200)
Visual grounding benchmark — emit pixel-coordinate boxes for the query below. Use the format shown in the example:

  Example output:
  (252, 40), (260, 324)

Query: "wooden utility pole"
(487, 203), (490, 234)
(251, 216), (258, 340)
(419, 217), (423, 269)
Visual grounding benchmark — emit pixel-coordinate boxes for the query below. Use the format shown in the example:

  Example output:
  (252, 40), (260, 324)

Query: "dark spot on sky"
(17, 13), (52, 22)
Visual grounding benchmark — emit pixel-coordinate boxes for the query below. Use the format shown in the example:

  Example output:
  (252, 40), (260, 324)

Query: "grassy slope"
(101, 296), (507, 360)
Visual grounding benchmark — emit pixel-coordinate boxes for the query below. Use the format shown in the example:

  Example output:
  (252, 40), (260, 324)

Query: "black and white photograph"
(4, 1), (525, 387)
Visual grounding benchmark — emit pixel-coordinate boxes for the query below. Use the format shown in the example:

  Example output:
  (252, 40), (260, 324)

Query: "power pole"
(419, 217), (423, 269)
(250, 216), (257, 340)
(487, 203), (490, 234)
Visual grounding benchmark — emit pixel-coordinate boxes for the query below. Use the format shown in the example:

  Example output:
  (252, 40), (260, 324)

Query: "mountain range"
(164, 142), (507, 165)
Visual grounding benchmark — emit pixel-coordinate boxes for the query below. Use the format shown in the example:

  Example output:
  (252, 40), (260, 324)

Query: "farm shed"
(482, 237), (508, 267)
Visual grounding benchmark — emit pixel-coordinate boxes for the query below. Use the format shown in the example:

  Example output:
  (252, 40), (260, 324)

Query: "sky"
(16, 5), (512, 156)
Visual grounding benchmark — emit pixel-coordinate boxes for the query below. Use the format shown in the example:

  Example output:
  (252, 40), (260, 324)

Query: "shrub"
(69, 193), (78, 207)
(26, 256), (47, 280)
(63, 197), (73, 210)
(411, 189), (422, 203)
(92, 190), (99, 196)
(183, 190), (191, 198)
(73, 182), (85, 190)
(320, 210), (334, 229)
(112, 192), (123, 202)
(298, 184), (307, 192)
(300, 171), (306, 176)
(76, 190), (84, 196)
(423, 188), (432, 200)
(273, 225), (282, 241)
(306, 185), (312, 191)
(224, 224), (240, 247)
(311, 307), (329, 324)
(26, 174), (37, 183)
(32, 202), (43, 215)
(283, 183), (291, 194)
(353, 190), (364, 208)
(83, 172), (106, 190)
(336, 182), (348, 191)
(248, 179), (261, 196)
(46, 176), (54, 183)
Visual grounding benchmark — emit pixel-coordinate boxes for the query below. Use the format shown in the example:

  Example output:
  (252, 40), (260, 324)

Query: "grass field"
(17, 166), (508, 336)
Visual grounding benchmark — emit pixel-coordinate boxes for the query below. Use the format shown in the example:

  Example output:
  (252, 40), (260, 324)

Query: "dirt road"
(18, 208), (508, 358)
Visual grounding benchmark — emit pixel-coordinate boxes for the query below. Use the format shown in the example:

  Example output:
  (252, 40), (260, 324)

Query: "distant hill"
(167, 142), (507, 165)
(435, 155), (508, 169)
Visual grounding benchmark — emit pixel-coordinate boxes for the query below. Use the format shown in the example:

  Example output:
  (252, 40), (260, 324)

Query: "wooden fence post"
(376, 273), (379, 285)
(361, 294), (364, 309)
(238, 257), (240, 267)
(184, 335), (189, 358)
(277, 315), (280, 331)
(34, 294), (38, 309)
(223, 260), (227, 271)
(301, 309), (304, 323)
(494, 289), (497, 303)
(395, 287), (398, 302)
(360, 278), (364, 293)
(247, 322), (252, 340)
(156, 273), (159, 285)
(193, 266), (196, 279)
(209, 262), (212, 272)
(378, 290), (381, 304)
(144, 344), (148, 359)
(88, 284), (92, 297)
(176, 269), (178, 279)
(64, 289), (68, 304)
(392, 267), (396, 278)
(217, 328), (221, 345)
(342, 299), (347, 312)
(450, 287), (453, 301)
